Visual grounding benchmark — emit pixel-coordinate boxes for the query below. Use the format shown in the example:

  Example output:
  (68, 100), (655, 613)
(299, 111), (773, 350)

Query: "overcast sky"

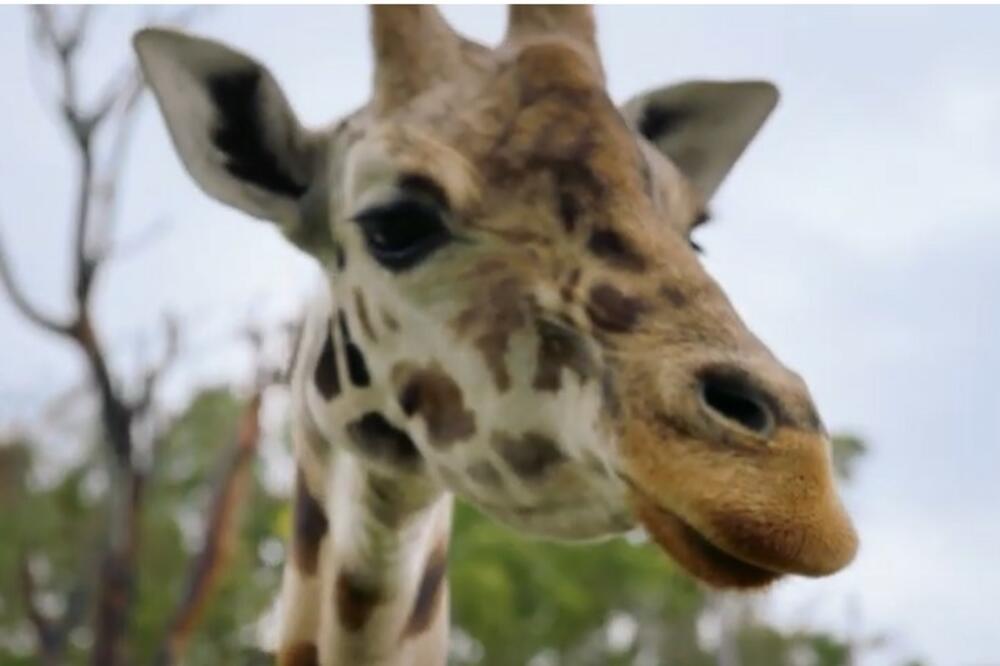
(2, 6), (998, 665)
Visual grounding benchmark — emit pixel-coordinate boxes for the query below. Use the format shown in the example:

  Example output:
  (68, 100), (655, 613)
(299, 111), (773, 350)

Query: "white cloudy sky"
(1, 6), (998, 665)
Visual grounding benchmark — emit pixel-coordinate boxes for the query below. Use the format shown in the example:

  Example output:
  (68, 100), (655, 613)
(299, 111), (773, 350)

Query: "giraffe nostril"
(698, 370), (774, 437)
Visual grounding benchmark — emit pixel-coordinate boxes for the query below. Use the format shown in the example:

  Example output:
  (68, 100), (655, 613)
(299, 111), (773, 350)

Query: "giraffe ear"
(622, 81), (779, 202)
(134, 28), (320, 223)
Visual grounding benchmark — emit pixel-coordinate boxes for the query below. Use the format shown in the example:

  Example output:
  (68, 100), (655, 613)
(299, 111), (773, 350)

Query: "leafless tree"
(0, 8), (285, 665)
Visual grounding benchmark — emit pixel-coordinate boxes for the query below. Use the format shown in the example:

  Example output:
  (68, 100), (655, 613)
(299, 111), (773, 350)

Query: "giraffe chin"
(632, 495), (782, 589)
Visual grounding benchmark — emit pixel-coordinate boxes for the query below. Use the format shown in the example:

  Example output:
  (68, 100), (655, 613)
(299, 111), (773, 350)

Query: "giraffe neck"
(326, 452), (452, 665)
(278, 421), (453, 666)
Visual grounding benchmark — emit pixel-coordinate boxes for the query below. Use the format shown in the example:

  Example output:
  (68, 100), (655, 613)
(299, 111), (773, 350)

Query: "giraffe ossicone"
(135, 6), (858, 664)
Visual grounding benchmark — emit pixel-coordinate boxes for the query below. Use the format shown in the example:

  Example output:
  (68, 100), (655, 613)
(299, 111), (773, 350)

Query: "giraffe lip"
(627, 486), (782, 589)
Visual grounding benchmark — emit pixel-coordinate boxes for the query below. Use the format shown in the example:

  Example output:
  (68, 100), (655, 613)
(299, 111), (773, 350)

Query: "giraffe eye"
(354, 197), (451, 271)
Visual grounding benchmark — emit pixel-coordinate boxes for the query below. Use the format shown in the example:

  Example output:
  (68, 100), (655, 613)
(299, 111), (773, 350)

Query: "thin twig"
(133, 316), (182, 415)
(0, 229), (73, 335)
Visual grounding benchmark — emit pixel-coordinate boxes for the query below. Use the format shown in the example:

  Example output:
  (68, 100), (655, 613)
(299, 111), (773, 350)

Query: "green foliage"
(0, 391), (286, 665)
(3, 393), (918, 666)
(450, 503), (705, 665)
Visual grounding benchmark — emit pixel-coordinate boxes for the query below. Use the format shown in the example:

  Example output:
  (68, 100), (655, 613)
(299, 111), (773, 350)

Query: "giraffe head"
(136, 6), (857, 588)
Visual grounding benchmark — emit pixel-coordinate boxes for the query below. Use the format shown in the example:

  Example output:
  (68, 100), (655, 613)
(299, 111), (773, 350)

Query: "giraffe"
(134, 6), (858, 665)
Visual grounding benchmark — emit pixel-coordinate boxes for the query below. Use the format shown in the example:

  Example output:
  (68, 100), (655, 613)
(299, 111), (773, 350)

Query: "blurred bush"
(1, 388), (899, 666)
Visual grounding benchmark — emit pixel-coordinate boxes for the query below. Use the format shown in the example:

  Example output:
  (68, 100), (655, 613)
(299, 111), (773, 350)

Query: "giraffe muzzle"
(617, 359), (859, 589)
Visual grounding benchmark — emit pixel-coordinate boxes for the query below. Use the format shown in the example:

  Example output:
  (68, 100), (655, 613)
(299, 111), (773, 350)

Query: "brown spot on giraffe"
(451, 276), (527, 392)
(558, 186), (580, 232)
(338, 311), (371, 387)
(585, 282), (648, 333)
(313, 322), (340, 400)
(292, 468), (328, 576)
(335, 571), (382, 632)
(533, 319), (594, 392)
(353, 288), (377, 342)
(491, 431), (566, 480)
(277, 642), (319, 666)
(402, 537), (449, 639)
(587, 227), (647, 272)
(395, 362), (477, 447)
(345, 411), (423, 470)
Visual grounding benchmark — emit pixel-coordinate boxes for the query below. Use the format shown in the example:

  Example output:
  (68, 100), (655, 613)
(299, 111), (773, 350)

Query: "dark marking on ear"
(586, 283), (647, 333)
(638, 103), (693, 143)
(587, 228), (647, 272)
(346, 412), (422, 469)
(659, 283), (689, 308)
(533, 319), (593, 392)
(353, 289), (377, 342)
(313, 321), (340, 399)
(206, 70), (307, 198)
(293, 468), (328, 575)
(338, 311), (370, 387)
(335, 571), (381, 632)
(398, 173), (449, 210)
(396, 363), (476, 447)
(491, 431), (566, 479)
(467, 461), (503, 487)
(402, 539), (448, 638)
(277, 642), (319, 666)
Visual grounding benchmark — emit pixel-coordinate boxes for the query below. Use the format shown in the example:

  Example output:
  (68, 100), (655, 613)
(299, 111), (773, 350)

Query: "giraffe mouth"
(630, 491), (782, 589)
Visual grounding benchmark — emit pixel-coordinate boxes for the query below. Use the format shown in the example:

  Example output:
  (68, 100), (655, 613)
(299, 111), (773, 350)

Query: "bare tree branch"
(105, 217), (174, 262)
(154, 393), (263, 666)
(132, 316), (181, 415)
(91, 70), (146, 258)
(8, 9), (262, 664)
(14, 8), (151, 664)
(0, 231), (74, 335)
